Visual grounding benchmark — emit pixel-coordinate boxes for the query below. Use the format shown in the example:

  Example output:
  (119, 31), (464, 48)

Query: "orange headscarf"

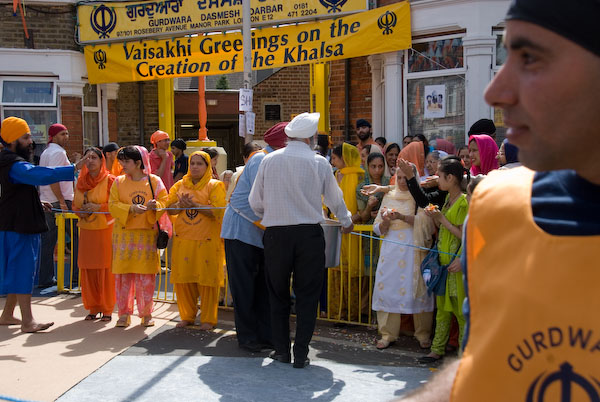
(150, 130), (169, 148)
(77, 149), (113, 193)
(399, 142), (425, 177)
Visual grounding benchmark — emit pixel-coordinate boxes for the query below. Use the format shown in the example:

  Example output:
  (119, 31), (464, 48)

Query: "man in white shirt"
(38, 124), (78, 288)
(249, 112), (354, 368)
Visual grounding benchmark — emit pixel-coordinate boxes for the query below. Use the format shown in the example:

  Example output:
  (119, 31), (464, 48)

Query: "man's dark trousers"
(224, 239), (272, 347)
(263, 224), (325, 361)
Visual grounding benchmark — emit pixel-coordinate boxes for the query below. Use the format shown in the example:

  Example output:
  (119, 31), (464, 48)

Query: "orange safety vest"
(452, 167), (600, 401)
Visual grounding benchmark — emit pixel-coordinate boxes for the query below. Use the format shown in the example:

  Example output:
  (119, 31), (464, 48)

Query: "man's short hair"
(171, 138), (187, 151)
(356, 119), (371, 129)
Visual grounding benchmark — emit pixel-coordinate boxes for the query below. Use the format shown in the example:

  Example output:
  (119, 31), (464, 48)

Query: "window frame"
(402, 33), (467, 140)
(83, 83), (102, 148)
(0, 77), (57, 107)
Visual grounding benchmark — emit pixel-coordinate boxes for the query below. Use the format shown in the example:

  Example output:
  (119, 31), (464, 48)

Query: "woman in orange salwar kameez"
(73, 147), (116, 321)
(162, 151), (226, 330)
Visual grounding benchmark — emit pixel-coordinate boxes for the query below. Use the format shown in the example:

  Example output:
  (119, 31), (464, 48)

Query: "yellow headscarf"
(1, 117), (29, 144)
(338, 143), (364, 214)
(181, 151), (212, 191)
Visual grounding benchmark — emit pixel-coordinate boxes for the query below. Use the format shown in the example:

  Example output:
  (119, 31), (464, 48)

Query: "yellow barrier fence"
(55, 214), (380, 325)
(55, 213), (80, 293)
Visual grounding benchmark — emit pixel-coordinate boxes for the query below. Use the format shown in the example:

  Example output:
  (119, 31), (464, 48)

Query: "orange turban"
(1, 117), (30, 144)
(150, 130), (170, 147)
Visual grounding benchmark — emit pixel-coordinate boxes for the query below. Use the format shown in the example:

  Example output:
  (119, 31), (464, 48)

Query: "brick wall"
(252, 65), (310, 139)
(0, 4), (78, 50)
(115, 81), (159, 147)
(60, 96), (83, 159)
(328, 57), (372, 145)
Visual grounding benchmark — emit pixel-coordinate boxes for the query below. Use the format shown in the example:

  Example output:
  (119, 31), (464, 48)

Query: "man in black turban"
(401, 0), (600, 400)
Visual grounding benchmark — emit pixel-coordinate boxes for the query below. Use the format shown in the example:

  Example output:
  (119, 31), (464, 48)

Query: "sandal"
(141, 316), (155, 327)
(85, 313), (99, 321)
(376, 339), (392, 350)
(419, 340), (432, 349)
(100, 314), (112, 322)
(116, 315), (131, 327)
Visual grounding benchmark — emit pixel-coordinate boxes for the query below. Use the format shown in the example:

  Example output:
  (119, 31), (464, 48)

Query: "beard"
(357, 131), (371, 141)
(309, 135), (318, 151)
(16, 141), (33, 162)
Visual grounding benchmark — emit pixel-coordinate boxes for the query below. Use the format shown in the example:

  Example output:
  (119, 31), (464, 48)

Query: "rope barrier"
(51, 206), (227, 215)
(50, 209), (458, 257)
(350, 231), (459, 257)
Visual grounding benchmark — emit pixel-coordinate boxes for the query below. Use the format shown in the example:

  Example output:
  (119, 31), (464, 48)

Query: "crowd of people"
(0, 107), (518, 366)
(0, 0), (594, 397)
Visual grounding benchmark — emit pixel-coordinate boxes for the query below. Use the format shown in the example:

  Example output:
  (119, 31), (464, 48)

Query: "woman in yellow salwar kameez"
(109, 146), (168, 328)
(162, 151), (226, 330)
(328, 143), (364, 322)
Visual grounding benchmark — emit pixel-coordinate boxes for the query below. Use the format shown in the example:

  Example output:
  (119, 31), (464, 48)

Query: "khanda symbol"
(94, 49), (107, 70)
(90, 4), (117, 39)
(186, 209), (199, 220)
(378, 11), (397, 35)
(526, 362), (600, 402)
(132, 194), (145, 205)
(319, 0), (348, 13)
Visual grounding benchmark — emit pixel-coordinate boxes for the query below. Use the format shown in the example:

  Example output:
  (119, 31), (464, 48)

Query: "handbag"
(420, 243), (460, 297)
(420, 248), (448, 296)
(147, 175), (169, 250)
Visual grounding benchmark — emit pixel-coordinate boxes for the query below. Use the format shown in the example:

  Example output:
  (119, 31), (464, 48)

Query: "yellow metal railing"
(55, 213), (80, 293)
(322, 224), (378, 326)
(55, 214), (379, 324)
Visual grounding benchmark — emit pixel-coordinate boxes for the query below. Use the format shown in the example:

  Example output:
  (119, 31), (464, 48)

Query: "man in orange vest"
(401, 0), (600, 400)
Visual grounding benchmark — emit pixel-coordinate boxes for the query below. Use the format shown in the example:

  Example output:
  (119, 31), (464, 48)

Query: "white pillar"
(463, 36), (495, 141)
(368, 55), (383, 140)
(383, 51), (403, 145)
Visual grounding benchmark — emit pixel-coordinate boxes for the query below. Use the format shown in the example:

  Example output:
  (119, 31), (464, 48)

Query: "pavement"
(54, 310), (438, 402)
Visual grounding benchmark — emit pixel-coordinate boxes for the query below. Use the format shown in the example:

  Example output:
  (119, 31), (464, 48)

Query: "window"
(406, 75), (466, 147)
(1, 78), (58, 149)
(83, 84), (101, 148)
(404, 35), (466, 152)
(2, 80), (56, 106)
(492, 30), (507, 145)
(407, 38), (464, 73)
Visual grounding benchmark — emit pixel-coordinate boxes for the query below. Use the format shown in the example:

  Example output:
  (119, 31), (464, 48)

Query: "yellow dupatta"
(182, 151), (212, 191)
(338, 143), (364, 214)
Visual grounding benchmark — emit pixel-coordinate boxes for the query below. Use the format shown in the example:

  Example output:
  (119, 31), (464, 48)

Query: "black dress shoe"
(239, 343), (263, 353)
(293, 357), (310, 369)
(268, 350), (291, 364)
(257, 341), (275, 351)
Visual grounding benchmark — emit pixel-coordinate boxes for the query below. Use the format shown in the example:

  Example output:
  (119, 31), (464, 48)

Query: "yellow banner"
(78, 0), (368, 44)
(84, 2), (410, 84)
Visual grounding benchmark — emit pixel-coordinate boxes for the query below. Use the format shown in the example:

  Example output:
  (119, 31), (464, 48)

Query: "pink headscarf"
(469, 135), (499, 175)
(134, 145), (153, 175)
(135, 145), (170, 234)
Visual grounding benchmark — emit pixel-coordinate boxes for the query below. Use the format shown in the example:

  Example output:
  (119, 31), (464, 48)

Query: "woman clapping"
(162, 151), (226, 330)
